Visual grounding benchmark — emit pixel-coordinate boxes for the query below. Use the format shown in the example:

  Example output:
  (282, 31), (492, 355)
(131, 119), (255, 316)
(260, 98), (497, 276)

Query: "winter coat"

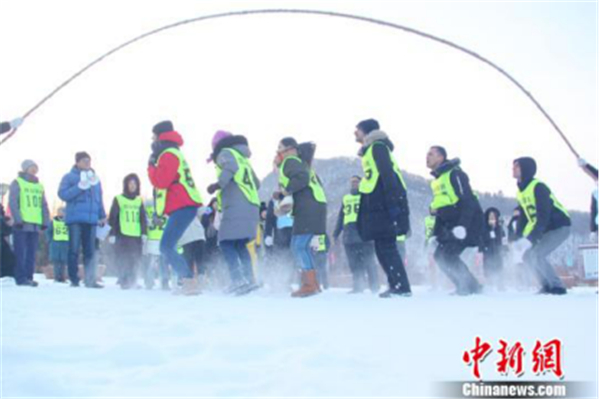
(147, 131), (202, 215)
(281, 156), (327, 236)
(179, 208), (206, 247)
(0, 204), (15, 277)
(108, 174), (148, 240)
(212, 136), (261, 242)
(333, 195), (364, 245)
(515, 158), (571, 244)
(430, 159), (484, 247)
(58, 166), (107, 225)
(46, 217), (69, 264)
(481, 208), (505, 258)
(356, 131), (410, 242)
(8, 172), (50, 233)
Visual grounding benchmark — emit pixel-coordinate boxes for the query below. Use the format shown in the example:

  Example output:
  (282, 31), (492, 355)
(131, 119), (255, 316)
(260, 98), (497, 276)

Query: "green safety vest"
(146, 206), (166, 242)
(16, 177), (44, 225)
(359, 142), (407, 195)
(424, 215), (436, 239)
(52, 219), (69, 242)
(316, 234), (327, 252)
(215, 148), (260, 209)
(154, 148), (203, 216)
(279, 156), (327, 204)
(516, 179), (570, 237)
(116, 195), (143, 238)
(430, 168), (460, 210)
(342, 194), (361, 225)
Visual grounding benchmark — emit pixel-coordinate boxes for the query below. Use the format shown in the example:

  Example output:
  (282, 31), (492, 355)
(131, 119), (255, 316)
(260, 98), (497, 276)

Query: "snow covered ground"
(1, 275), (597, 398)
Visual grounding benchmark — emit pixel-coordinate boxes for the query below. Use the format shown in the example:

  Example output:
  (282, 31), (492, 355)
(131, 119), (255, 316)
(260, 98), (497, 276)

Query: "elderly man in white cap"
(8, 159), (50, 286)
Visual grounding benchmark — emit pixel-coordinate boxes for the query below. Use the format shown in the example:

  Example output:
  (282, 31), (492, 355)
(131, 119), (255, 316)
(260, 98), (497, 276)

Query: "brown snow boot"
(291, 270), (320, 298)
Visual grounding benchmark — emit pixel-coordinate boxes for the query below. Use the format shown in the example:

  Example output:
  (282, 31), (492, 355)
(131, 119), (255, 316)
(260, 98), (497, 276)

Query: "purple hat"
(212, 130), (232, 150)
(207, 130), (233, 163)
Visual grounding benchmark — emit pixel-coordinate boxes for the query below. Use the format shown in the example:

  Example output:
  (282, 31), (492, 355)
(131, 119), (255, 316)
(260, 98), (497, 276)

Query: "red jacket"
(147, 131), (202, 215)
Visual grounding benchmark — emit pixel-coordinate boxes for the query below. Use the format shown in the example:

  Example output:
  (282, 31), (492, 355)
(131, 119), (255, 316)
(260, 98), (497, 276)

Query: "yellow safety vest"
(16, 177), (44, 225)
(146, 206), (166, 242)
(279, 156), (327, 204)
(342, 194), (361, 225)
(316, 234), (327, 252)
(215, 148), (260, 209)
(430, 169), (460, 210)
(516, 179), (570, 237)
(52, 219), (69, 242)
(116, 195), (143, 238)
(359, 142), (407, 194)
(154, 148), (203, 216)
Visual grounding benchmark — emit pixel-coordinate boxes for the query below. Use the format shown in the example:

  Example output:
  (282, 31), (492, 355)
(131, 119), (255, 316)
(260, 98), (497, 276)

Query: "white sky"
(0, 0), (597, 211)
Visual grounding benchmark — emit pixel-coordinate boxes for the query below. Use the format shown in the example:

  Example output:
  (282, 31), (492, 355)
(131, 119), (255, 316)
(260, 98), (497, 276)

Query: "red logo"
(463, 337), (563, 380)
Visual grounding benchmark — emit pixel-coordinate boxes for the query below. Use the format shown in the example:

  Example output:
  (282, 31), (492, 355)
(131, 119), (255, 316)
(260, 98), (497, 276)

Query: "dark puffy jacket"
(58, 167), (106, 225)
(481, 208), (505, 256)
(356, 131), (410, 242)
(430, 159), (484, 247)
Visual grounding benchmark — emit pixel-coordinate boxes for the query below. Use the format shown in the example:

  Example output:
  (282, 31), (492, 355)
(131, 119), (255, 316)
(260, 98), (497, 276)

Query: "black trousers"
(374, 237), (411, 293)
(183, 240), (205, 276)
(434, 239), (481, 294)
(344, 242), (379, 292)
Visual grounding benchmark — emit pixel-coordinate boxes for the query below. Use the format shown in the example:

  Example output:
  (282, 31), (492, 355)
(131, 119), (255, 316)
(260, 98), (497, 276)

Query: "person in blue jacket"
(58, 152), (107, 288)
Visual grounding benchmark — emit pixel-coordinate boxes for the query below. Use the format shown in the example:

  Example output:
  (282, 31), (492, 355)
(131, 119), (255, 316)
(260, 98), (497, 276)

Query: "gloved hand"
(207, 183), (220, 195)
(10, 117), (23, 129)
(578, 158), (588, 168)
(87, 171), (99, 186)
(452, 226), (467, 240)
(265, 236), (274, 247)
(108, 236), (116, 245)
(78, 171), (91, 190)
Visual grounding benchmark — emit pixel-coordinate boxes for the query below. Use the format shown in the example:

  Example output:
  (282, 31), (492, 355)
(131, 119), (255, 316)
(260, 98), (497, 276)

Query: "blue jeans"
(13, 230), (39, 284)
(291, 234), (315, 271)
(160, 206), (198, 279)
(220, 239), (254, 287)
(68, 223), (97, 286)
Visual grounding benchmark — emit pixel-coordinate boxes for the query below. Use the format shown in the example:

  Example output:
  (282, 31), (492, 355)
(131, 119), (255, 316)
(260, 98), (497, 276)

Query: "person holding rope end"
(147, 121), (203, 295)
(0, 117), (23, 135)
